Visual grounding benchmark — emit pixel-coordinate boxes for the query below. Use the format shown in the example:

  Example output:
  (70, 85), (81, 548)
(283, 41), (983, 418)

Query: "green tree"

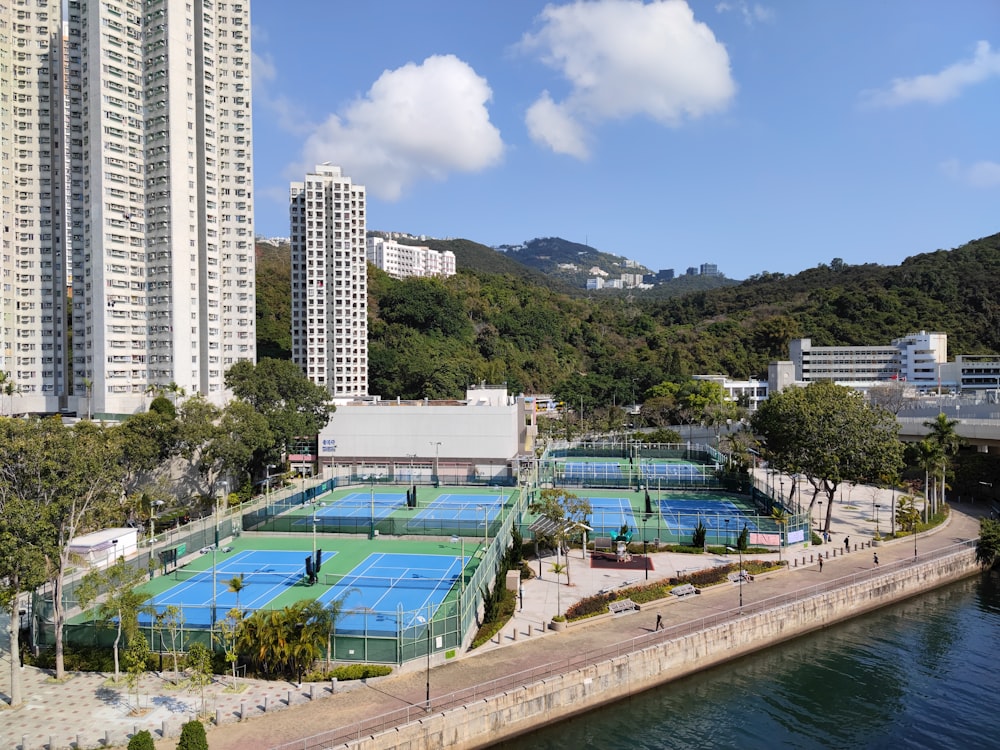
(127, 729), (155, 750)
(123, 631), (151, 710)
(77, 557), (154, 681)
(922, 412), (961, 514)
(176, 719), (208, 750)
(976, 518), (1000, 570)
(226, 574), (246, 613)
(0, 492), (47, 706)
(915, 439), (944, 524)
(214, 607), (243, 687)
(225, 358), (334, 474)
(0, 418), (125, 679)
(155, 604), (186, 682)
(184, 643), (213, 715)
(750, 381), (904, 534)
(529, 489), (591, 586)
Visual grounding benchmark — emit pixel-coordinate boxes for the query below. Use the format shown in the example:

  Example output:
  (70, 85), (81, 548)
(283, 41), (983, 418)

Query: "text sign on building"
(320, 438), (337, 456)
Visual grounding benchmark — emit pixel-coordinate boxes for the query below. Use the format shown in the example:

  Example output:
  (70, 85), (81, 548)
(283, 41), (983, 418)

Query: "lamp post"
(642, 515), (649, 580)
(369, 476), (376, 540)
(312, 513), (318, 559)
(724, 518), (730, 548)
(817, 500), (823, 540)
(874, 504), (881, 538)
(430, 441), (442, 486)
(726, 545), (743, 611)
(779, 478), (785, 504)
(478, 504), (489, 547)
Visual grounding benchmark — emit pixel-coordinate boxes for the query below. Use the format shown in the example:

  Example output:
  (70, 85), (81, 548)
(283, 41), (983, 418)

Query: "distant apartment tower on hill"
(366, 237), (456, 280)
(290, 165), (368, 398)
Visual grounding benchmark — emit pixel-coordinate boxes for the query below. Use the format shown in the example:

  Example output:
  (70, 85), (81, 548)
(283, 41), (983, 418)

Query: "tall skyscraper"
(64, 0), (255, 418)
(0, 0), (68, 415)
(290, 165), (368, 399)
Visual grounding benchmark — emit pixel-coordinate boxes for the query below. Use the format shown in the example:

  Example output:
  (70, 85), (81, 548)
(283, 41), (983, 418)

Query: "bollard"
(287, 689), (293, 706)
(264, 695), (269, 713)
(330, 677), (337, 694)
(512, 627), (518, 641)
(106, 729), (112, 746)
(162, 720), (168, 738)
(216, 708), (223, 726)
(240, 702), (246, 721)
(78, 733), (84, 749)
(310, 683), (316, 700)
(22, 735), (28, 750)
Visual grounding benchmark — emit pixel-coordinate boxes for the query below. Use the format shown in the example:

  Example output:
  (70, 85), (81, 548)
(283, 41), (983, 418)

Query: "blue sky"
(250, 1), (1000, 280)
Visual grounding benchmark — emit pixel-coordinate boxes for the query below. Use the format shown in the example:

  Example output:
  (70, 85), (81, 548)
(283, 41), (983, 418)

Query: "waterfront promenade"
(1, 493), (985, 750)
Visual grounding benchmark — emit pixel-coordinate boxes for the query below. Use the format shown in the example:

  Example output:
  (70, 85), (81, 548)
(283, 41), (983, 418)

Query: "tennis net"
(323, 572), (460, 590)
(173, 569), (303, 585)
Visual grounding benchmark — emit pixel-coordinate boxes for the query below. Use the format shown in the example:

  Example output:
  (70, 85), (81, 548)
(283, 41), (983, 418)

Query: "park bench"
(608, 598), (640, 614)
(670, 583), (699, 597)
(727, 570), (754, 584)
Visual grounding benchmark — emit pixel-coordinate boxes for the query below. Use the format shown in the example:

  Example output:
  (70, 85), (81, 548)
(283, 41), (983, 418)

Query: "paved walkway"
(0, 482), (985, 750)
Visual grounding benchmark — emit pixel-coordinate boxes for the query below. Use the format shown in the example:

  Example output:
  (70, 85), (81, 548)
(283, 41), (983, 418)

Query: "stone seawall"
(346, 548), (979, 750)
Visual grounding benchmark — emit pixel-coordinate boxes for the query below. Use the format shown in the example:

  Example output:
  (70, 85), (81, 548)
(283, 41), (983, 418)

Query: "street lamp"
(874, 503), (881, 538)
(724, 518), (730, 548)
(642, 515), (649, 580)
(817, 500), (823, 539)
(478, 504), (489, 547)
(369, 476), (376, 540)
(430, 441), (442, 486)
(312, 513), (318, 559)
(726, 545), (743, 611)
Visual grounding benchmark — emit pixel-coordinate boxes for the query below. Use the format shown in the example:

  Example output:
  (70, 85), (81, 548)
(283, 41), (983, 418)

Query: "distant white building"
(366, 237), (455, 280)
(693, 375), (769, 411)
(774, 332), (949, 394)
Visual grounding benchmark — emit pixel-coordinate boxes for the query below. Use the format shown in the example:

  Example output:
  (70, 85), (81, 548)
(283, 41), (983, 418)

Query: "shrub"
(176, 720), (208, 750)
(128, 730), (155, 750)
(301, 664), (393, 682)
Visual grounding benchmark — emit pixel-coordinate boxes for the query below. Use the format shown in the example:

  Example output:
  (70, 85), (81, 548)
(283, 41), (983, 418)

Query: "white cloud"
(715, 1), (775, 26)
(862, 41), (1000, 107)
(525, 91), (591, 158)
(295, 55), (504, 200)
(520, 0), (736, 158)
(941, 158), (1000, 189)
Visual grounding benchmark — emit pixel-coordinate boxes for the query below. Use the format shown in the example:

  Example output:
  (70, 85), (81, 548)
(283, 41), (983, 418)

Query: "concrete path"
(0, 486), (985, 750)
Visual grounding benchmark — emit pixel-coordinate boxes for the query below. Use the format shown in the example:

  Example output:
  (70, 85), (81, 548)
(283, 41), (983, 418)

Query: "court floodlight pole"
(369, 477), (375, 540)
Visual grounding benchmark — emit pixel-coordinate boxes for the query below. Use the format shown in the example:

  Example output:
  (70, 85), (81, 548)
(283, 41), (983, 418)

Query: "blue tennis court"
(319, 492), (406, 515)
(562, 462), (624, 479)
(142, 550), (317, 628)
(657, 498), (760, 537)
(641, 462), (708, 477)
(587, 497), (637, 536)
(319, 552), (464, 637)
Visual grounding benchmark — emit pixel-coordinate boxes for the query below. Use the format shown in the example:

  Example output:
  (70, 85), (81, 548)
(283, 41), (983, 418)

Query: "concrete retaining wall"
(345, 549), (979, 750)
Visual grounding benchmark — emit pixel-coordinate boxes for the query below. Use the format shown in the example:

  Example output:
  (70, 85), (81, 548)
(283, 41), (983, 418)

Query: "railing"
(271, 539), (977, 750)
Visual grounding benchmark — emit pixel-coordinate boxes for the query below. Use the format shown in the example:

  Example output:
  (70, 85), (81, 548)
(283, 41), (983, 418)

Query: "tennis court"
(657, 497), (761, 542)
(141, 549), (316, 628)
(586, 497), (638, 537)
(641, 461), (712, 477)
(319, 552), (465, 637)
(562, 461), (625, 480)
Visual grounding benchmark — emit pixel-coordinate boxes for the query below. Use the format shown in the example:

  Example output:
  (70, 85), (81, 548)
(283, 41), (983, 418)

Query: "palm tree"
(915, 439), (944, 523)
(550, 561), (567, 618)
(771, 506), (788, 564)
(226, 574), (245, 614)
(923, 412), (961, 513)
(164, 381), (186, 406)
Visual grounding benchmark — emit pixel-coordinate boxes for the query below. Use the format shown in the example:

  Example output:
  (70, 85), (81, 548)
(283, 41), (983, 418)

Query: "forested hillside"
(256, 232), (1000, 407)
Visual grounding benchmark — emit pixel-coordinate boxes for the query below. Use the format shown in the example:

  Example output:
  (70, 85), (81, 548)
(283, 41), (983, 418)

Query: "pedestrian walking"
(655, 613), (663, 631)
(818, 555), (824, 573)
(873, 552), (879, 566)
(844, 536), (850, 552)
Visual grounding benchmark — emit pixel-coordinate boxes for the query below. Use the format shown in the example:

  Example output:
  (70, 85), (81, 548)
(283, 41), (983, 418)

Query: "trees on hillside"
(0, 419), (125, 678)
(751, 382), (904, 535)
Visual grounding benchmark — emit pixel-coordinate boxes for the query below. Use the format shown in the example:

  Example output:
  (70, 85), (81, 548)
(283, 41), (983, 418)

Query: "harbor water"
(494, 574), (1000, 750)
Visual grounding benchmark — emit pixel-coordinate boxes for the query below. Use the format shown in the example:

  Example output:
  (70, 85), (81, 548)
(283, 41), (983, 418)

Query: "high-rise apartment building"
(0, 0), (68, 415)
(63, 0), (255, 418)
(290, 165), (368, 399)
